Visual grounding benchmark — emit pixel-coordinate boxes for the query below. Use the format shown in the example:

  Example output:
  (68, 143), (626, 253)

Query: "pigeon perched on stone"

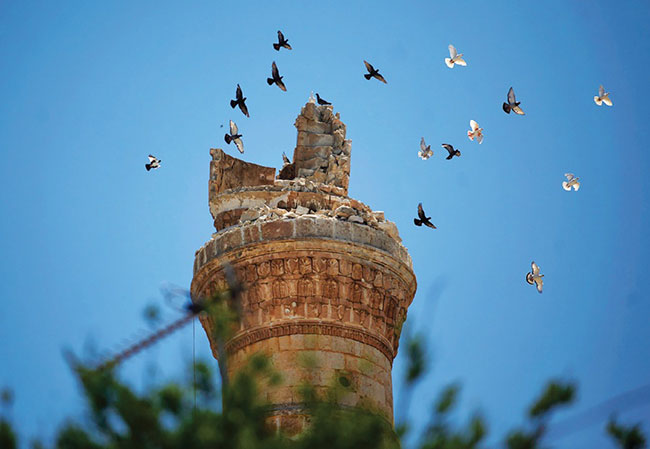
(526, 261), (544, 293)
(316, 93), (331, 105)
(267, 61), (287, 91)
(230, 84), (249, 118)
(467, 120), (484, 144)
(414, 203), (436, 229)
(145, 155), (161, 171)
(445, 44), (467, 68)
(363, 60), (387, 84)
(282, 152), (291, 166)
(273, 30), (292, 51)
(224, 120), (244, 153)
(418, 137), (433, 160)
(594, 85), (613, 106)
(562, 173), (580, 191)
(503, 87), (525, 115)
(442, 143), (461, 160)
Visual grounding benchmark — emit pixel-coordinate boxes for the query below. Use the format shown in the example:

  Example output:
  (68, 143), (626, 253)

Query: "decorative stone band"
(225, 320), (394, 361)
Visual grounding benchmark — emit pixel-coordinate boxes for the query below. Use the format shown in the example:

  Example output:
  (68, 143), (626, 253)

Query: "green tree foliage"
(607, 417), (647, 449)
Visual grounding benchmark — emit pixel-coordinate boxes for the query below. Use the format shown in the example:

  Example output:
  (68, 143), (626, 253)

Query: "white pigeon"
(594, 85), (613, 106)
(445, 44), (467, 68)
(562, 173), (580, 191)
(418, 137), (433, 160)
(526, 261), (544, 294)
(224, 120), (244, 154)
(467, 120), (484, 144)
(145, 155), (161, 171)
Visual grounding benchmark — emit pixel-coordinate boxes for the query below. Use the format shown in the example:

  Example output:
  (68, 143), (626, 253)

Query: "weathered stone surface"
(193, 101), (416, 435)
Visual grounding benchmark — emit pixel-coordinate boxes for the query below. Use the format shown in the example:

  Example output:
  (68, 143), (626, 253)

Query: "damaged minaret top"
(280, 100), (351, 191)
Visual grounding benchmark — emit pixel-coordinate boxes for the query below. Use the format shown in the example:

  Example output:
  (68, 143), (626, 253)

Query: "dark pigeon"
(273, 30), (292, 51)
(230, 84), (250, 117)
(442, 143), (461, 160)
(414, 203), (436, 229)
(267, 61), (287, 91)
(363, 60), (387, 84)
(316, 93), (331, 105)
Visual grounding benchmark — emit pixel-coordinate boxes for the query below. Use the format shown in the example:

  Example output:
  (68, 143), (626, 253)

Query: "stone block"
(261, 219), (295, 240)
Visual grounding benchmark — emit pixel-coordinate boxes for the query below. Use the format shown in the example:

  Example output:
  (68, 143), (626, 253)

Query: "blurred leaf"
(529, 381), (575, 418)
(607, 417), (647, 449)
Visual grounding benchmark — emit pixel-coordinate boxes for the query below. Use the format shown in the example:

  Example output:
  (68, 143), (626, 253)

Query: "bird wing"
(282, 152), (290, 165)
(272, 61), (280, 79)
(233, 137), (244, 154)
(602, 95), (612, 106)
(424, 221), (437, 229)
(239, 102), (249, 117)
(534, 276), (543, 293)
(374, 73), (387, 84)
(229, 120), (238, 135)
(507, 87), (516, 104)
(364, 60), (374, 73)
(417, 203), (426, 220)
(420, 137), (427, 152)
(448, 44), (457, 59)
(531, 261), (540, 276)
(454, 56), (467, 66)
(565, 173), (575, 181)
(470, 120), (479, 131)
(476, 134), (483, 144)
(236, 84), (243, 101)
(599, 85), (605, 98)
(511, 105), (525, 115)
(148, 155), (156, 163)
(276, 78), (287, 91)
(277, 30), (284, 42)
(572, 181), (580, 191)
(442, 144), (454, 155)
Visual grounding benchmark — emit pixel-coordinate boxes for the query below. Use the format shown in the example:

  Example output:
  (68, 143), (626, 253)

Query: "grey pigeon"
(503, 87), (525, 115)
(224, 120), (244, 153)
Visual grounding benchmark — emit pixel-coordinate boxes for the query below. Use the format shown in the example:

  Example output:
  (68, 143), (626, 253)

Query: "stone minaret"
(191, 100), (416, 435)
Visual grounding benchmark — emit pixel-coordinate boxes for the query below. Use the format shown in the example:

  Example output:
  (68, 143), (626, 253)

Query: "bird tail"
(145, 164), (152, 171)
(445, 58), (454, 68)
(364, 73), (372, 80)
(224, 134), (232, 144)
(467, 131), (474, 140)
(502, 103), (511, 114)
(230, 99), (237, 109)
(267, 78), (274, 85)
(413, 219), (422, 226)
(562, 181), (571, 191)
(273, 43), (280, 51)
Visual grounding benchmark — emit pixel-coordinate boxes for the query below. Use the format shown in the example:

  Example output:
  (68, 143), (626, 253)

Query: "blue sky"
(1, 1), (649, 447)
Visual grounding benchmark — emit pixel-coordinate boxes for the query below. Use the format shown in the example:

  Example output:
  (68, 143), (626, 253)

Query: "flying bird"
(445, 44), (467, 68)
(315, 93), (331, 105)
(442, 143), (461, 160)
(594, 85), (613, 106)
(562, 173), (580, 191)
(363, 60), (387, 84)
(467, 120), (484, 144)
(230, 84), (250, 117)
(414, 203), (436, 229)
(282, 152), (291, 166)
(224, 120), (244, 153)
(526, 261), (544, 293)
(267, 61), (287, 91)
(418, 137), (433, 160)
(273, 30), (292, 51)
(503, 87), (525, 115)
(145, 155), (161, 171)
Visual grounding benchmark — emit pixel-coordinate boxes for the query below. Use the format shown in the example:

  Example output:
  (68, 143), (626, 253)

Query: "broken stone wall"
(292, 102), (351, 194)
